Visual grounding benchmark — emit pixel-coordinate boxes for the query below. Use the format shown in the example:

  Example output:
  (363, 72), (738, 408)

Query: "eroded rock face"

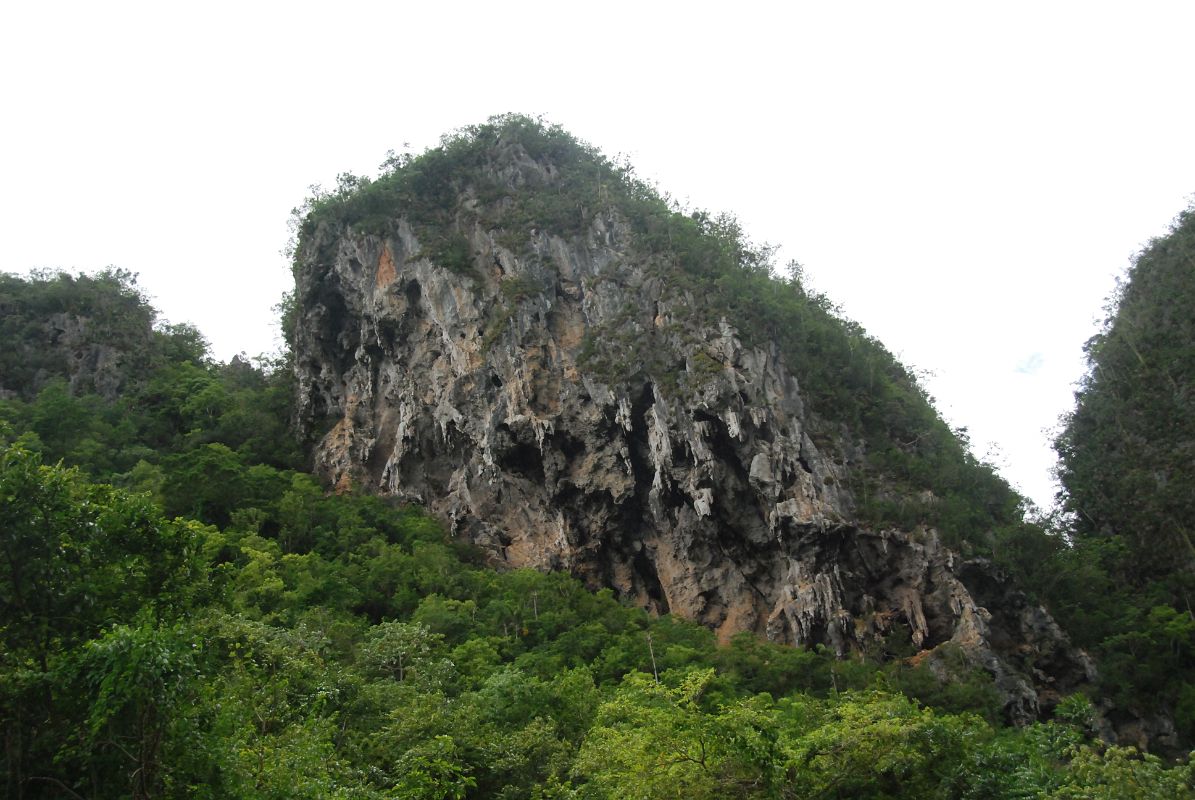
(45, 312), (129, 399)
(293, 146), (1092, 721)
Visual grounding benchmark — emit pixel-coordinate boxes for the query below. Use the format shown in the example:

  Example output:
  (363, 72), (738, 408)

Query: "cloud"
(1015, 353), (1045, 375)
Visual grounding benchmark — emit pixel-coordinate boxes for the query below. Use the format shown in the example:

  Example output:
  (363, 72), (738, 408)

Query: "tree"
(0, 441), (206, 797)
(72, 621), (201, 799)
(574, 669), (783, 799)
(1048, 744), (1195, 799)
(360, 621), (444, 685)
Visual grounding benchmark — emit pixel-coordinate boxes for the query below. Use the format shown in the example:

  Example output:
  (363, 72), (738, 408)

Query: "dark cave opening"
(495, 423), (546, 484)
(376, 317), (402, 351)
(633, 542), (667, 610)
(404, 279), (422, 306)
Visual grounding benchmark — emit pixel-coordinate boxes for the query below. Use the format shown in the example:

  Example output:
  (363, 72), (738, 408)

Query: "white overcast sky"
(3, 1), (1193, 510)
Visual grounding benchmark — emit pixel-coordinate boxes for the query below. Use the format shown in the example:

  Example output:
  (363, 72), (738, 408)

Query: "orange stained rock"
(376, 245), (398, 288)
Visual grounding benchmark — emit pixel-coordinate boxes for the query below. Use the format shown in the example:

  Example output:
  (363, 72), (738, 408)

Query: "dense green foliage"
(1, 268), (1190, 795)
(4, 439), (1192, 798)
(4, 432), (1190, 794)
(0, 271), (301, 490)
(1046, 206), (1195, 734)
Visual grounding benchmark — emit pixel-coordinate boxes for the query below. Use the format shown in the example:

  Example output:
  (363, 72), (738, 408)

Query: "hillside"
(1046, 205), (1195, 744)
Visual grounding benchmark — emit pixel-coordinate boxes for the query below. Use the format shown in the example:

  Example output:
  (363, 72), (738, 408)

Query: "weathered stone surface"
(293, 143), (1092, 721)
(45, 312), (129, 399)
(0, 310), (137, 401)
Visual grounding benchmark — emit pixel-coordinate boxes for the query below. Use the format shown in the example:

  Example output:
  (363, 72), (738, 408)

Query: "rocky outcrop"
(0, 271), (157, 401)
(293, 141), (1093, 721)
(45, 312), (130, 399)
(0, 310), (136, 401)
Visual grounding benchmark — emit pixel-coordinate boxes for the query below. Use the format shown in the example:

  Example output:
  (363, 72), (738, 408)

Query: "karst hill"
(290, 115), (1091, 721)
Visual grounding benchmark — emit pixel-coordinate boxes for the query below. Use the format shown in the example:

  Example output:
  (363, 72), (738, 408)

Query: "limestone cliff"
(292, 119), (1092, 722)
